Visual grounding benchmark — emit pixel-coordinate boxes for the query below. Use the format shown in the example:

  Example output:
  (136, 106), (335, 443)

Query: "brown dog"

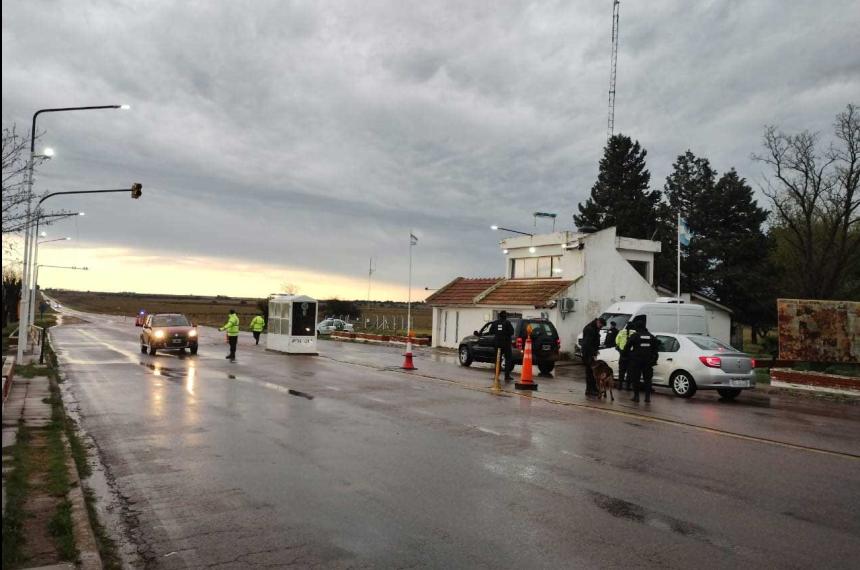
(591, 360), (615, 401)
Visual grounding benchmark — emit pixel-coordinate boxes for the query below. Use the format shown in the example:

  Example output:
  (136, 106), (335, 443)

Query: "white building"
(427, 226), (734, 352)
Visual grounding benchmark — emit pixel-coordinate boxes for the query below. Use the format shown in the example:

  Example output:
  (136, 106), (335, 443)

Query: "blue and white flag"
(410, 232), (418, 246)
(678, 218), (692, 247)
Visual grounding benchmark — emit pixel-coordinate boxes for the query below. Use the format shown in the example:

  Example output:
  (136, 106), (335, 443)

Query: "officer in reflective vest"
(249, 314), (266, 345)
(615, 322), (634, 390)
(220, 309), (240, 362)
(622, 315), (659, 403)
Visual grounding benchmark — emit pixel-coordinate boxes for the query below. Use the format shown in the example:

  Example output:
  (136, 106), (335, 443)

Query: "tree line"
(574, 104), (859, 340)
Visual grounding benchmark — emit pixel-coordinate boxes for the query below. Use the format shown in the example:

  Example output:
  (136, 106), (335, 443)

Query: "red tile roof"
(479, 279), (574, 306)
(425, 277), (574, 308)
(425, 277), (503, 305)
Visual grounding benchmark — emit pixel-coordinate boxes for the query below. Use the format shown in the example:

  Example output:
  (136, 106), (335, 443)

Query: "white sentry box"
(266, 294), (318, 355)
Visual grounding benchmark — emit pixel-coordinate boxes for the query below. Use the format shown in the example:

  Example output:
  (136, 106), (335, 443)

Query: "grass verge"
(1, 422), (32, 568)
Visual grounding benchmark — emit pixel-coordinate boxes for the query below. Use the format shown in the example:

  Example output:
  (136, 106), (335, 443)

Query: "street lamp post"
(490, 225), (533, 237)
(29, 234), (73, 325)
(33, 265), (88, 325)
(18, 104), (129, 360)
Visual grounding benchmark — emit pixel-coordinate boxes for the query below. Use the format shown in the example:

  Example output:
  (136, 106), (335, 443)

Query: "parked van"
(576, 300), (708, 355)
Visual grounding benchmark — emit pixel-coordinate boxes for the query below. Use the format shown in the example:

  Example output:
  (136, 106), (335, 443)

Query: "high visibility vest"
(616, 329), (629, 350)
(221, 313), (240, 336)
(250, 316), (265, 332)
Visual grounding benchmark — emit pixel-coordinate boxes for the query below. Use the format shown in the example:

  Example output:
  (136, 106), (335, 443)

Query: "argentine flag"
(678, 218), (692, 247)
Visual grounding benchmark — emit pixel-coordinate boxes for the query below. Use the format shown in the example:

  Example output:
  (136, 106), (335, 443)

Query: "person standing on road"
(604, 321), (619, 350)
(491, 311), (516, 382)
(615, 322), (633, 390)
(623, 315), (659, 403)
(249, 313), (266, 345)
(220, 309), (240, 362)
(581, 317), (606, 396)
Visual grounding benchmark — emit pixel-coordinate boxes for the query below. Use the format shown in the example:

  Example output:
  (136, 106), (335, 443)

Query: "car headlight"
(154, 330), (165, 339)
(188, 329), (197, 337)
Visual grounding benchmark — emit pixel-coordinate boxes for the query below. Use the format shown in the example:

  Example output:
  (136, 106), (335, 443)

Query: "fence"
(320, 314), (430, 337)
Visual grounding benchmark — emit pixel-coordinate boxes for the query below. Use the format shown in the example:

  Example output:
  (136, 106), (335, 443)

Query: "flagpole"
(407, 234), (413, 335)
(676, 212), (681, 333)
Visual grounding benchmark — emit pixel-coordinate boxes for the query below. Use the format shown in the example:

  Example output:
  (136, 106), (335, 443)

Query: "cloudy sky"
(3, 1), (858, 300)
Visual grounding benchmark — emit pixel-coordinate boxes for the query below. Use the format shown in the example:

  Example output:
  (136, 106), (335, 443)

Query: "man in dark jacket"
(491, 311), (516, 381)
(623, 315), (660, 403)
(581, 317), (606, 396)
(604, 321), (619, 350)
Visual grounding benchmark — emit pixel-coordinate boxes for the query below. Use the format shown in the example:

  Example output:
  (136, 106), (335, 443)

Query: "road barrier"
(515, 335), (538, 391)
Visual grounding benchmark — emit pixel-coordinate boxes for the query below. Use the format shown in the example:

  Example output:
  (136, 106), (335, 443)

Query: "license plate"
(542, 345), (551, 351)
(730, 379), (748, 387)
(172, 339), (184, 344)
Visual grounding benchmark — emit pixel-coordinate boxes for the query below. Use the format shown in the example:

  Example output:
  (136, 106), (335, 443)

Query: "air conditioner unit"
(559, 298), (576, 314)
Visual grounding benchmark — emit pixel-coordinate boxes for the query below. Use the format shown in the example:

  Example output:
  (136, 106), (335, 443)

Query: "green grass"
(48, 500), (77, 562)
(13, 363), (52, 378)
(2, 422), (32, 568)
(754, 368), (771, 385)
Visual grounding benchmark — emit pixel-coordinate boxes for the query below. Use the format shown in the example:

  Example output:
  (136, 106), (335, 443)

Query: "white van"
(576, 300), (709, 354)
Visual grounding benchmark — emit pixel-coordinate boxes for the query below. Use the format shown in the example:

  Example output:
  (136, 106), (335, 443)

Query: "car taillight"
(699, 356), (721, 368)
(515, 338), (523, 350)
(556, 338), (561, 347)
(750, 358), (756, 368)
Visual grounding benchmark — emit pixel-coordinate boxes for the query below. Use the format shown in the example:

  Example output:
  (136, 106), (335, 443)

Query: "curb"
(2, 355), (16, 412)
(61, 433), (102, 570)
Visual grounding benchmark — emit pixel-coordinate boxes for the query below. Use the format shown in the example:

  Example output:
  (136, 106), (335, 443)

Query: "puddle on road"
(590, 491), (705, 539)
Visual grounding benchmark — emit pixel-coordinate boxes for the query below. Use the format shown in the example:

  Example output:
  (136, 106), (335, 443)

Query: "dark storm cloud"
(3, 0), (859, 294)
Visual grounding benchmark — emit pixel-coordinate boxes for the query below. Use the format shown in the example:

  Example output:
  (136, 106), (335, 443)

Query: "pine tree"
(659, 151), (718, 293)
(574, 134), (661, 239)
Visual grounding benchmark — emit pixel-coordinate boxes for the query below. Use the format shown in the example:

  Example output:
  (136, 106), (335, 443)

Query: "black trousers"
(227, 335), (238, 359)
(583, 353), (597, 394)
(628, 361), (653, 398)
(499, 344), (514, 378)
(618, 356), (630, 387)
(252, 331), (261, 344)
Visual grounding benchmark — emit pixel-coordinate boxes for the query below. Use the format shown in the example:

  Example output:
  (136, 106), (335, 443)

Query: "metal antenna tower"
(607, 0), (620, 140)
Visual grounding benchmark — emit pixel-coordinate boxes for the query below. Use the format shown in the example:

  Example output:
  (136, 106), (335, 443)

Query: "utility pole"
(607, 0), (621, 141)
(367, 257), (375, 304)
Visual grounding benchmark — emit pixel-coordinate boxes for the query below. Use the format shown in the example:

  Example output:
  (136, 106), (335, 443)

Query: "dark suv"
(140, 313), (198, 356)
(458, 318), (561, 374)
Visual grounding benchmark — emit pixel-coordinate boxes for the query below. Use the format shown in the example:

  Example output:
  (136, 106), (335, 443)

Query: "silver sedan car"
(597, 333), (756, 399)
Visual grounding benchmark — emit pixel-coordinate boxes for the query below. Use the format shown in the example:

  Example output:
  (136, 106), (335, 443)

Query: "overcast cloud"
(3, 1), (859, 298)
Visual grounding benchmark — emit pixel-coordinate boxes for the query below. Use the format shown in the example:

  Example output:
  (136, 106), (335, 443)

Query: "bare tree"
(2, 125), (47, 234)
(753, 104), (860, 299)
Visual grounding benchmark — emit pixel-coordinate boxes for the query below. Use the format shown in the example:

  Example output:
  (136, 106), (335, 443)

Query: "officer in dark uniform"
(491, 311), (516, 381)
(623, 315), (660, 403)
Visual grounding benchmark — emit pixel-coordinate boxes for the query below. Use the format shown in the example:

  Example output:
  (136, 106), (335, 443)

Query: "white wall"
(434, 307), (492, 348)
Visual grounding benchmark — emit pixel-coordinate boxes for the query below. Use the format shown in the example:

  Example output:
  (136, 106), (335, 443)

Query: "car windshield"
(688, 335), (734, 352)
(151, 315), (189, 327)
(601, 313), (631, 330)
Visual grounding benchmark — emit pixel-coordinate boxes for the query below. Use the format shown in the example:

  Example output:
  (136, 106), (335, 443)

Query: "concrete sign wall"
(777, 299), (860, 363)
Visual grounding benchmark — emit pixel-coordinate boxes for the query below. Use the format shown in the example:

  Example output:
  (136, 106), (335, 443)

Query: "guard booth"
(266, 294), (318, 354)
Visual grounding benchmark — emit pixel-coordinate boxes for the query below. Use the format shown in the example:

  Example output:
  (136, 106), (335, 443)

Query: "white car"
(597, 333), (756, 399)
(316, 319), (355, 335)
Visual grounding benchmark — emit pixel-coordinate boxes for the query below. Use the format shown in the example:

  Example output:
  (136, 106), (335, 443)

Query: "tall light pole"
(18, 104), (129, 360)
(490, 225), (533, 237)
(29, 235), (73, 324)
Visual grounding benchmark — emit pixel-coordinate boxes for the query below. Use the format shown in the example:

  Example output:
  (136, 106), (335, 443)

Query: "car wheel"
(149, 346), (157, 356)
(670, 371), (697, 398)
(717, 388), (742, 400)
(537, 361), (555, 375)
(190, 346), (198, 355)
(140, 344), (147, 354)
(458, 345), (473, 366)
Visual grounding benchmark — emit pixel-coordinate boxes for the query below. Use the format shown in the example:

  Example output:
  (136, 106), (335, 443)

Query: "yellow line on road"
(322, 355), (860, 461)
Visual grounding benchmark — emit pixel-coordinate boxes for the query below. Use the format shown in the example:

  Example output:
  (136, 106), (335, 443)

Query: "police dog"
(591, 360), (615, 401)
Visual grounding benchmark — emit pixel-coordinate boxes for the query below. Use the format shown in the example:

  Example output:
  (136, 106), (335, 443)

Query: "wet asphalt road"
(50, 310), (860, 569)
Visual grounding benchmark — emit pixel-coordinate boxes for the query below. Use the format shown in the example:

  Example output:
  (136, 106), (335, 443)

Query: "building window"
(628, 260), (650, 283)
(512, 255), (563, 278)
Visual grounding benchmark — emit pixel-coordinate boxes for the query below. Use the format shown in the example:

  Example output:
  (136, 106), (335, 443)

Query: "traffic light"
(131, 183), (142, 199)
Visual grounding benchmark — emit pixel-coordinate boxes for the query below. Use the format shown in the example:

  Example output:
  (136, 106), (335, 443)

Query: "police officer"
(623, 315), (659, 403)
(249, 313), (266, 345)
(219, 309), (240, 362)
(615, 322), (633, 390)
(581, 317), (606, 396)
(491, 311), (515, 382)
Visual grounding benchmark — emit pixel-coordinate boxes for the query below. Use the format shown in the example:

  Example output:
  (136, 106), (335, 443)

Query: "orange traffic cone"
(401, 332), (417, 370)
(515, 335), (538, 391)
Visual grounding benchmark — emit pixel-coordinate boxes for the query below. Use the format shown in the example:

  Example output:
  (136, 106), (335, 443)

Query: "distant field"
(46, 290), (433, 335)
